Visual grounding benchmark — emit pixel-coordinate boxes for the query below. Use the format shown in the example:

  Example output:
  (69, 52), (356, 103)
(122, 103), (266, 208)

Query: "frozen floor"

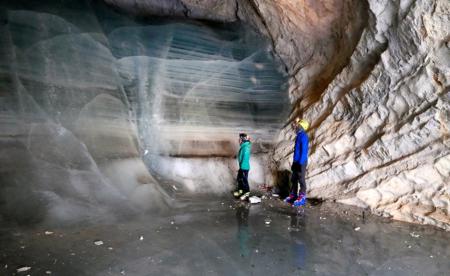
(1, 196), (449, 275)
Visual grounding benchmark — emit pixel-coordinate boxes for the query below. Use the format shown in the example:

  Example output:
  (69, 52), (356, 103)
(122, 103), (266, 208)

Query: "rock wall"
(270, 0), (449, 230)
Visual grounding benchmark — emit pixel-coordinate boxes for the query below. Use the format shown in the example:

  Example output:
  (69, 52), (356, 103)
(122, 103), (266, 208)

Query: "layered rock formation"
(268, 0), (450, 229)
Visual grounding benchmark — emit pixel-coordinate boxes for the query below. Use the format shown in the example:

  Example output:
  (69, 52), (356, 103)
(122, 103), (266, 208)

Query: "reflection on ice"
(1, 199), (449, 275)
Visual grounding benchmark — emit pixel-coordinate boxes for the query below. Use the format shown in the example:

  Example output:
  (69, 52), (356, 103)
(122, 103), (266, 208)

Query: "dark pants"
(237, 169), (250, 193)
(291, 164), (307, 195)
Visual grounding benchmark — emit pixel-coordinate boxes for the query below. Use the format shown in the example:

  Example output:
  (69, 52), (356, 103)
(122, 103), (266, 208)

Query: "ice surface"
(0, 0), (288, 223)
(1, 199), (449, 275)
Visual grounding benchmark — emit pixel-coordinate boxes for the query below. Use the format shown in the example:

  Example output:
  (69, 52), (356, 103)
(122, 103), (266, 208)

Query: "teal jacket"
(238, 141), (251, 170)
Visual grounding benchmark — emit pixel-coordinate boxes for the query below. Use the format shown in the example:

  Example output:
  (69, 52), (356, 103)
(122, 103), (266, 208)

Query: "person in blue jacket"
(285, 119), (310, 206)
(234, 133), (252, 200)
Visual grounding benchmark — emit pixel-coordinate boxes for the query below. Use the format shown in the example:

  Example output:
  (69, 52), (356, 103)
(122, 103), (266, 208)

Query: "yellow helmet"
(296, 119), (310, 131)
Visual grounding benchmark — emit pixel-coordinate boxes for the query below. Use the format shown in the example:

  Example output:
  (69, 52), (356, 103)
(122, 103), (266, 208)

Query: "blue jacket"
(293, 130), (309, 165)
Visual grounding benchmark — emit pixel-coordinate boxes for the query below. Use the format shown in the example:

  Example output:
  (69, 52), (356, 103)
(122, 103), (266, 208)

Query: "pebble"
(94, 240), (104, 246)
(139, 236), (144, 241)
(354, 227), (361, 231)
(17, 266), (31, 273)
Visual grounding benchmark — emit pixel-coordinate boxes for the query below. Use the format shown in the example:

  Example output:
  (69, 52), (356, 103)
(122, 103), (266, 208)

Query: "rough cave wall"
(268, 0), (449, 229)
(301, 0), (449, 229)
(104, 0), (450, 229)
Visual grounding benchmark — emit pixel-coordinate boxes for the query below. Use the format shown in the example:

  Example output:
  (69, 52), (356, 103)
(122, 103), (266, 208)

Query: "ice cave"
(0, 0), (449, 275)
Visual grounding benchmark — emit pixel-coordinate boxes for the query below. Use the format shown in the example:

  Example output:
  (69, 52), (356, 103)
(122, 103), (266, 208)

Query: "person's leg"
(299, 164), (307, 195)
(293, 164), (307, 206)
(290, 167), (299, 196)
(234, 170), (244, 197)
(285, 167), (299, 203)
(236, 169), (244, 191)
(242, 170), (249, 193)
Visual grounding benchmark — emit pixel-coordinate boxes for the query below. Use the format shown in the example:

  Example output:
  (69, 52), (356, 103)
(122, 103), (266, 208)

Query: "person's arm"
(297, 133), (309, 165)
(244, 144), (251, 163)
(238, 147), (243, 168)
(301, 135), (309, 157)
(293, 134), (301, 163)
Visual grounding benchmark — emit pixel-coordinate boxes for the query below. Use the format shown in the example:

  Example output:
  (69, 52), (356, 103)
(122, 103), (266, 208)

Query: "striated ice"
(0, 0), (288, 224)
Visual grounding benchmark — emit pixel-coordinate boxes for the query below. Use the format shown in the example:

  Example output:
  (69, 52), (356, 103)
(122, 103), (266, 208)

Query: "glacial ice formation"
(0, 0), (288, 224)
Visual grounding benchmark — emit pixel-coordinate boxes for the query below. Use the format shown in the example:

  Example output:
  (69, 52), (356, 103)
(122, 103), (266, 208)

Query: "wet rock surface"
(1, 198), (449, 275)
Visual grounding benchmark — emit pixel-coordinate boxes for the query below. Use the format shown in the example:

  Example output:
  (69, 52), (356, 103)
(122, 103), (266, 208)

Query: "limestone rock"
(271, 0), (450, 230)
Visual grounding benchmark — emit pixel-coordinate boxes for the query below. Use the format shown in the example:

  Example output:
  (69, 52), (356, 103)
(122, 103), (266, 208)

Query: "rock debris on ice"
(17, 266), (31, 273)
(94, 240), (104, 246)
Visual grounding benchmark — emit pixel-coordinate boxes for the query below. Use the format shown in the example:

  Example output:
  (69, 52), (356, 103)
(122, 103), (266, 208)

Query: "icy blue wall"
(115, 22), (289, 157)
(0, 0), (288, 223)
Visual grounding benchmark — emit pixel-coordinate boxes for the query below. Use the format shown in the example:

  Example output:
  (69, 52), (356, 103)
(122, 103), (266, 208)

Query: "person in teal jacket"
(234, 133), (252, 200)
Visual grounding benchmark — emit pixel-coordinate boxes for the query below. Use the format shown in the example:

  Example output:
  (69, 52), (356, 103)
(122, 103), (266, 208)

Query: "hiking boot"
(284, 193), (297, 204)
(240, 192), (250, 201)
(233, 189), (243, 198)
(293, 193), (306, 207)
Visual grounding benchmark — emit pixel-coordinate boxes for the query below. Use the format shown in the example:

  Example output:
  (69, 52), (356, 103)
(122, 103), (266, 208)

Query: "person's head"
(293, 118), (309, 132)
(239, 133), (249, 144)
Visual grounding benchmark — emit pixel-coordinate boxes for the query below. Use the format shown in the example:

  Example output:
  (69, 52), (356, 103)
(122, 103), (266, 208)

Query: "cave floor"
(1, 197), (449, 276)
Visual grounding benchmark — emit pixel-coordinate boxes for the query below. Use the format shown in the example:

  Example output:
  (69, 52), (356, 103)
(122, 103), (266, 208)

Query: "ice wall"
(113, 22), (288, 157)
(0, 0), (288, 224)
